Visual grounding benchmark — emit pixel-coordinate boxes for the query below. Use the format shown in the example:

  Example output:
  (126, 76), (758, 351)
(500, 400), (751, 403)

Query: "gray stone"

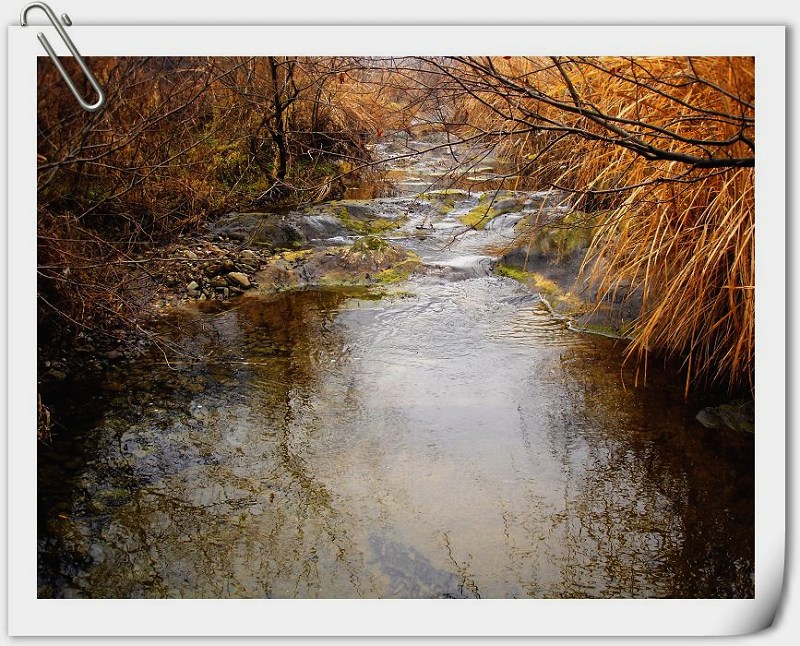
(696, 400), (755, 433)
(491, 197), (521, 214)
(717, 402), (755, 433)
(340, 203), (374, 220)
(696, 407), (726, 429)
(210, 213), (305, 248)
(186, 280), (199, 291)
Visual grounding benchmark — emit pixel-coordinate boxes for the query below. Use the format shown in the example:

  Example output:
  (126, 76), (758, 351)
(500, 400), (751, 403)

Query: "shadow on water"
(537, 341), (753, 597)
(39, 289), (379, 597)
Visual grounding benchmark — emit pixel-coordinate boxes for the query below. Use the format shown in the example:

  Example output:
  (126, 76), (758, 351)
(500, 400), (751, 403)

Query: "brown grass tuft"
(454, 56), (754, 393)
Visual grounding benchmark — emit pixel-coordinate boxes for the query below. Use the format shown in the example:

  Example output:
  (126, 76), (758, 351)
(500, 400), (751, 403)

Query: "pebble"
(227, 272), (251, 288)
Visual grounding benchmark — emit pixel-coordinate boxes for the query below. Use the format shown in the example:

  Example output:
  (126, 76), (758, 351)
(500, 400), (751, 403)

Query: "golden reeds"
(457, 56), (755, 393)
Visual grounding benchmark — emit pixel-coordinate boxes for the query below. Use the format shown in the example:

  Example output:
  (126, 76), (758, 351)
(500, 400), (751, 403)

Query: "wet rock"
(337, 202), (375, 221)
(491, 197), (521, 213)
(105, 348), (125, 361)
(296, 213), (350, 240)
(697, 401), (754, 433)
(227, 272), (251, 288)
(696, 407), (726, 429)
(340, 236), (405, 271)
(210, 212), (305, 248)
(239, 249), (258, 262)
(718, 404), (755, 433)
(210, 275), (229, 289)
(88, 487), (132, 513)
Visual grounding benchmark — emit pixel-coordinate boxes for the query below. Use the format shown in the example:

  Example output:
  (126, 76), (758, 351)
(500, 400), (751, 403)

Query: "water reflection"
(38, 281), (753, 599)
(536, 343), (754, 597)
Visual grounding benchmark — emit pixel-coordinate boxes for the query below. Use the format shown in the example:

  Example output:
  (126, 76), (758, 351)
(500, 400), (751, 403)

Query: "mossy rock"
(376, 256), (423, 284)
(523, 210), (602, 259)
(341, 236), (405, 270)
(210, 212), (304, 248)
(696, 400), (755, 433)
(349, 235), (392, 253)
(252, 237), (422, 291)
(276, 249), (314, 264)
(494, 264), (585, 316)
(327, 200), (406, 235)
(460, 191), (524, 229)
(419, 189), (471, 216)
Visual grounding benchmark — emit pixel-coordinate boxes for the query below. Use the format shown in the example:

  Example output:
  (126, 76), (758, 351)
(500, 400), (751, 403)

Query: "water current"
(38, 136), (754, 598)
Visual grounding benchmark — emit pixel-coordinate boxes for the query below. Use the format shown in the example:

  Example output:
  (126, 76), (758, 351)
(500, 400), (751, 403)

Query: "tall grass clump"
(449, 56), (754, 393)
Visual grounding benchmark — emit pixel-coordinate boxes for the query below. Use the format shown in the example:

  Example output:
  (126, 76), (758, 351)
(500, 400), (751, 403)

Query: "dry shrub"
(37, 56), (417, 343)
(453, 57), (754, 393)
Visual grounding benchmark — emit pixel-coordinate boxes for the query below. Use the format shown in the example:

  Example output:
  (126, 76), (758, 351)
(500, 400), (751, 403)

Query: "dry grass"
(456, 57), (754, 393)
(36, 56), (422, 345)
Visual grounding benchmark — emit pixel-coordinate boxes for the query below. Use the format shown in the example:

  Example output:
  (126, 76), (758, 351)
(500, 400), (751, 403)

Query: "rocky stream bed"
(38, 134), (754, 598)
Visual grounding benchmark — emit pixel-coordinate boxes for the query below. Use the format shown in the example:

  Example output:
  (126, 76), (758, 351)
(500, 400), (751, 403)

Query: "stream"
(38, 134), (754, 599)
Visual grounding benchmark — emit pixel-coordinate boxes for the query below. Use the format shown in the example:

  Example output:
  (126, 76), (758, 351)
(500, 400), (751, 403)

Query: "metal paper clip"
(21, 2), (105, 112)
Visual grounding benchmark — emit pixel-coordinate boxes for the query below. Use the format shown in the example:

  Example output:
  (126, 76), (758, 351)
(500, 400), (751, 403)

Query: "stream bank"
(38, 133), (754, 599)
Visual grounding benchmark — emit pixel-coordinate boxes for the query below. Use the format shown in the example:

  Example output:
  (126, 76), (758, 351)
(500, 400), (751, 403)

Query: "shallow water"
(38, 136), (754, 599)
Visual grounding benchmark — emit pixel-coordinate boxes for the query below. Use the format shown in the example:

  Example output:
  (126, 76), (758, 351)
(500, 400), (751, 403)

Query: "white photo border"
(7, 24), (785, 636)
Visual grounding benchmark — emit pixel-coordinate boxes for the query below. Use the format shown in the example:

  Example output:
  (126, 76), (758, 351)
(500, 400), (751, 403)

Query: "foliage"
(36, 56), (420, 345)
(444, 56), (754, 393)
(36, 55), (756, 396)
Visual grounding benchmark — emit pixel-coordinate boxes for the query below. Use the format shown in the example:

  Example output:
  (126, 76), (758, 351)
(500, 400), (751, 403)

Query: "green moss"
(495, 264), (584, 314)
(461, 203), (499, 229)
(277, 249), (314, 263)
(386, 290), (415, 299)
(336, 206), (405, 235)
(529, 210), (602, 259)
(348, 235), (392, 253)
(570, 321), (631, 339)
(419, 190), (470, 216)
(495, 264), (528, 282)
(459, 191), (520, 229)
(376, 253), (422, 284)
(421, 189), (469, 197)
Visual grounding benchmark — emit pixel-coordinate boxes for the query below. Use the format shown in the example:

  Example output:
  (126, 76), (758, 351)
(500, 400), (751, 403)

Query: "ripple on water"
(37, 136), (754, 600)
(493, 303), (573, 347)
